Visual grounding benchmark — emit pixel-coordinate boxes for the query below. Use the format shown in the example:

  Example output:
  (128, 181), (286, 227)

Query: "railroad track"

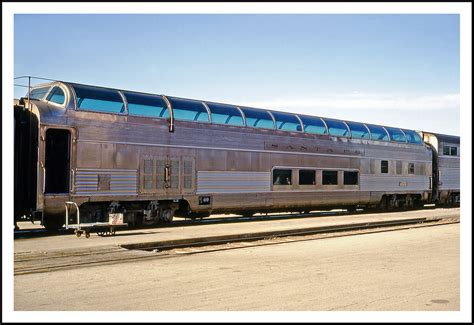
(14, 216), (458, 276)
(14, 205), (440, 239)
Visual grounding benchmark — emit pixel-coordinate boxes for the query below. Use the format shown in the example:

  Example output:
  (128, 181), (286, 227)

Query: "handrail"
(65, 201), (80, 230)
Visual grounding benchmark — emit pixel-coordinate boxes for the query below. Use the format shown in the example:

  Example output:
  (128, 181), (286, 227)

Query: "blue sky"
(14, 14), (460, 134)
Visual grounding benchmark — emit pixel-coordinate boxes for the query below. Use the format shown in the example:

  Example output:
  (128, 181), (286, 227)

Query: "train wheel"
(161, 209), (174, 223)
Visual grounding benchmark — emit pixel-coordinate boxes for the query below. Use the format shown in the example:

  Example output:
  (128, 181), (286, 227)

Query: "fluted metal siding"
(360, 174), (429, 192)
(74, 168), (138, 195)
(197, 171), (271, 194)
(438, 167), (460, 190)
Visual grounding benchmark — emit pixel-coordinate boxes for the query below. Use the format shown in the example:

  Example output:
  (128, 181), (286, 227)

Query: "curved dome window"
(240, 107), (275, 129)
(46, 86), (66, 105)
(29, 86), (51, 100)
(366, 124), (389, 141)
(167, 97), (209, 122)
(385, 127), (407, 143)
(324, 119), (350, 137)
(207, 102), (244, 126)
(73, 83), (125, 114)
(272, 111), (302, 132)
(299, 116), (327, 135)
(346, 121), (370, 139)
(124, 91), (169, 118)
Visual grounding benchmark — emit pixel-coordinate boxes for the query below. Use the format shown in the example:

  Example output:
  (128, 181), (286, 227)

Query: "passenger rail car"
(13, 80), (460, 230)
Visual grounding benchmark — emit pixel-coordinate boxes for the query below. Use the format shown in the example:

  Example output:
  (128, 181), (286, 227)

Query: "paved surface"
(14, 208), (460, 254)
(14, 223), (459, 311)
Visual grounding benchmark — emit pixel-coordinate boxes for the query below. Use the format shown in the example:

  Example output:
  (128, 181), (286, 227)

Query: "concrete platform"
(14, 208), (460, 255)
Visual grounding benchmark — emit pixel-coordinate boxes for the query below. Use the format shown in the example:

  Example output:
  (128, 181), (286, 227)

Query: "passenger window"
(322, 170), (338, 185)
(385, 127), (407, 142)
(272, 112), (302, 132)
(324, 119), (350, 137)
(73, 83), (125, 114)
(346, 122), (370, 139)
(403, 129), (423, 144)
(443, 145), (450, 155)
(299, 170), (316, 185)
(29, 86), (51, 100)
(299, 116), (327, 135)
(367, 125), (389, 141)
(124, 91), (169, 118)
(450, 146), (458, 156)
(343, 171), (358, 185)
(241, 107), (275, 129)
(46, 86), (65, 105)
(273, 169), (292, 185)
(381, 160), (389, 173)
(206, 102), (244, 126)
(168, 97), (209, 122)
(408, 163), (415, 174)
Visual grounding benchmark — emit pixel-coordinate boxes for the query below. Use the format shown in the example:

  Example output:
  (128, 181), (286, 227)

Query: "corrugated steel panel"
(197, 171), (271, 194)
(360, 174), (429, 192)
(74, 168), (137, 196)
(438, 167), (460, 190)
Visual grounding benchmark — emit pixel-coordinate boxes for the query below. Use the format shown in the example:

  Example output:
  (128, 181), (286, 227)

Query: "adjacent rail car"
(13, 80), (460, 230)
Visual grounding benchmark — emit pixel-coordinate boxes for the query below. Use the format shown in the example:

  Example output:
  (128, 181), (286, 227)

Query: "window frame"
(123, 91), (170, 119)
(322, 170), (339, 185)
(206, 102), (245, 126)
(343, 171), (359, 185)
(272, 168), (293, 186)
(324, 118), (351, 137)
(271, 111), (304, 132)
(71, 83), (127, 115)
(167, 97), (210, 123)
(298, 169), (316, 186)
(381, 160), (389, 174)
(45, 85), (67, 106)
(240, 107), (276, 130)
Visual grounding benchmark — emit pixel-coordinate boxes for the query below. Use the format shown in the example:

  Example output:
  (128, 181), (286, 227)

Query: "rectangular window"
(299, 170), (316, 185)
(443, 145), (458, 156)
(450, 146), (458, 156)
(408, 163), (415, 174)
(381, 160), (388, 174)
(273, 169), (292, 185)
(322, 170), (338, 185)
(343, 171), (358, 185)
(443, 145), (450, 155)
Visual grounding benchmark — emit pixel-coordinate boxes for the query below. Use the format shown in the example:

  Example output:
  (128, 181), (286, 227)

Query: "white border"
(3, 2), (472, 323)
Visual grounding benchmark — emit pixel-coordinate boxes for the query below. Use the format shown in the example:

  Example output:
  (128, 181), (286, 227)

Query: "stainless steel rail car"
(13, 80), (459, 230)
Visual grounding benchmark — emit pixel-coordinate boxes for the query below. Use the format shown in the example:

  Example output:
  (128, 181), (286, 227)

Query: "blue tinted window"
(299, 116), (327, 135)
(385, 127), (407, 142)
(168, 97), (209, 122)
(403, 130), (423, 144)
(73, 84), (124, 114)
(207, 102), (244, 126)
(124, 92), (169, 118)
(241, 107), (275, 129)
(367, 125), (389, 141)
(346, 121), (370, 139)
(29, 86), (50, 100)
(325, 119), (350, 137)
(46, 86), (65, 105)
(272, 112), (302, 132)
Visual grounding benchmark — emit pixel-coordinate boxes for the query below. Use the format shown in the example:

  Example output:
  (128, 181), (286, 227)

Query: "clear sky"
(14, 14), (460, 134)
